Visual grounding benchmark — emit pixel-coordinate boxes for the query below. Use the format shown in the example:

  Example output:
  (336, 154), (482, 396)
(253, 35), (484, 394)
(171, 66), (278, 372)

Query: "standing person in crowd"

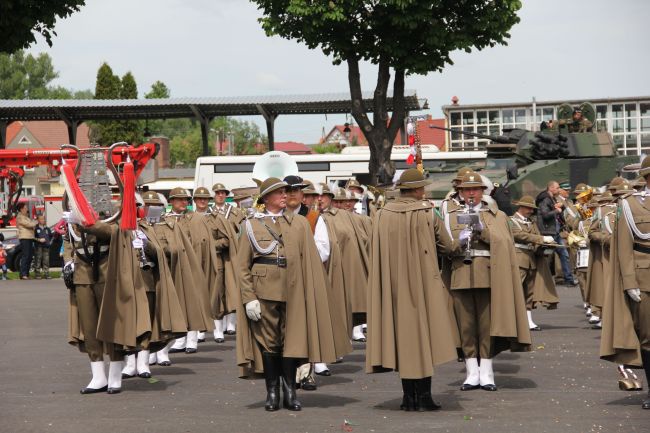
(34, 214), (53, 279)
(16, 202), (37, 280)
(236, 177), (337, 411)
(446, 171), (531, 392)
(0, 242), (8, 280)
(536, 181), (577, 286)
(367, 169), (460, 411)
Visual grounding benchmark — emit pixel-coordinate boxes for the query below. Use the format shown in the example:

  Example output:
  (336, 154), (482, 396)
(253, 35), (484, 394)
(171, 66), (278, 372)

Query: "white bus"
(194, 145), (486, 190)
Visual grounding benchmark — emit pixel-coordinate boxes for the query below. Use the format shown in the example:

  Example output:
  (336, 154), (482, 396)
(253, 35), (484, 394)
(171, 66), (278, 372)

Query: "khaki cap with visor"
(456, 171), (487, 189)
(142, 190), (163, 206)
(259, 177), (288, 198)
(639, 157), (650, 178)
(397, 168), (432, 190)
(513, 195), (537, 209)
(193, 186), (211, 199)
(212, 183), (230, 194)
(168, 187), (191, 199)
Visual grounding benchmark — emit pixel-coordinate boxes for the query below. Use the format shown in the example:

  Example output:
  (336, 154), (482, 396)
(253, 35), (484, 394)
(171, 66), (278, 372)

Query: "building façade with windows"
(441, 96), (650, 156)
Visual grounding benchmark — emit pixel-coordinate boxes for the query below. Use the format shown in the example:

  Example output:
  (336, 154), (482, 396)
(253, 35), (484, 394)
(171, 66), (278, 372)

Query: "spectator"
(0, 242), (8, 280)
(16, 203), (37, 280)
(34, 215), (52, 279)
(536, 181), (577, 286)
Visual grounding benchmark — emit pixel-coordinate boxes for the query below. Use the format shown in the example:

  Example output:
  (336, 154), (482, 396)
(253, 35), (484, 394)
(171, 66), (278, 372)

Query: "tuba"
(575, 187), (593, 219)
(251, 151), (299, 211)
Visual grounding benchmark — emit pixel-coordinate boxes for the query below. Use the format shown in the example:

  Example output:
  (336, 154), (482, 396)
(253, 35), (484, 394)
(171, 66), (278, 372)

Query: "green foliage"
(0, 1), (86, 53)
(145, 81), (170, 99)
(312, 143), (341, 154)
(119, 72), (141, 145)
(170, 128), (204, 168)
(252, 0), (521, 76)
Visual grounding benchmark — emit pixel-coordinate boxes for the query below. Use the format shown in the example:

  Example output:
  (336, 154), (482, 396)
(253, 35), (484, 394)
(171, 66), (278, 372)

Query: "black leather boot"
(642, 350), (650, 410)
(400, 379), (418, 411)
(261, 352), (281, 411)
(281, 357), (302, 411)
(415, 377), (442, 411)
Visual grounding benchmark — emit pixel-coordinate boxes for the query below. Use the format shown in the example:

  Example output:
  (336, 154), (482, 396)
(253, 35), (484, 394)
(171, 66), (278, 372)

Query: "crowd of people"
(59, 162), (650, 413)
(14, 203), (53, 280)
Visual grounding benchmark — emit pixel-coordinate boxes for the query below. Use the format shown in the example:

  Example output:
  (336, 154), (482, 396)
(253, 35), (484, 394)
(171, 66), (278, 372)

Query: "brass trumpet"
(575, 187), (593, 219)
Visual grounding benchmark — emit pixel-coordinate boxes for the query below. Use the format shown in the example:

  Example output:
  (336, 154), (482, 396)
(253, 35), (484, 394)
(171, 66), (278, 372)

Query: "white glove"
(459, 228), (472, 247)
(543, 236), (555, 244)
(135, 230), (148, 240)
(578, 240), (587, 248)
(132, 238), (144, 249)
(62, 211), (80, 225)
(626, 288), (642, 303)
(475, 221), (484, 232)
(245, 300), (262, 321)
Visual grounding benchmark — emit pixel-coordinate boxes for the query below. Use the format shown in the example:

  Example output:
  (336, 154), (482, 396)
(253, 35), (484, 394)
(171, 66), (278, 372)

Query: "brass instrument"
(458, 198), (479, 265)
(575, 187), (593, 219)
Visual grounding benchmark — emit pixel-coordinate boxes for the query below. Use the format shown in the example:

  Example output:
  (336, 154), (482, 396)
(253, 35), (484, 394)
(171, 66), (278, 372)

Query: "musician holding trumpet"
(445, 172), (531, 392)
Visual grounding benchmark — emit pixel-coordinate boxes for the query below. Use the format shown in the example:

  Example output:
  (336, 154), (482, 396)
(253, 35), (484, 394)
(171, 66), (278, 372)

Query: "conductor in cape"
(236, 177), (337, 412)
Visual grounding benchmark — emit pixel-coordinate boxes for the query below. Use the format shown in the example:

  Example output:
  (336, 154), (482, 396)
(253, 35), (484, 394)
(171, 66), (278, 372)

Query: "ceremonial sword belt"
(456, 249), (490, 258)
(633, 243), (650, 255)
(253, 256), (287, 267)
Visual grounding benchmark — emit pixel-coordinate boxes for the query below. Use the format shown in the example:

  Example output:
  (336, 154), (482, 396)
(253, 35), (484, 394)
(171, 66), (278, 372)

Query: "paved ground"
(0, 280), (647, 433)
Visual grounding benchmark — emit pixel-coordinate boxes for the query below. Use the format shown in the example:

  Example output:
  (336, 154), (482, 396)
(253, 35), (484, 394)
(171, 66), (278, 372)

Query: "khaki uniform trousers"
(452, 288), (491, 359)
(519, 267), (536, 310)
(629, 292), (650, 351)
(74, 283), (119, 361)
(251, 299), (287, 354)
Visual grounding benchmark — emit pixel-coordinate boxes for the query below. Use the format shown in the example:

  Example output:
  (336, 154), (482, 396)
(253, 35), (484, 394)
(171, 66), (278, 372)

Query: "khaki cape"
(206, 211), (240, 317)
(154, 218), (214, 332)
(366, 198), (460, 378)
(600, 202), (642, 366)
(585, 217), (606, 309)
(97, 226), (187, 352)
(235, 211), (339, 377)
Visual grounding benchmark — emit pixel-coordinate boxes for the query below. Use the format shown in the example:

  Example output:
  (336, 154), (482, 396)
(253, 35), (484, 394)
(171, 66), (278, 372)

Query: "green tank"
(425, 102), (638, 215)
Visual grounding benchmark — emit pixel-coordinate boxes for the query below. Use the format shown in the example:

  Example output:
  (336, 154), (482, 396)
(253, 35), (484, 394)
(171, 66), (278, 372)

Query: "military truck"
(425, 102), (639, 215)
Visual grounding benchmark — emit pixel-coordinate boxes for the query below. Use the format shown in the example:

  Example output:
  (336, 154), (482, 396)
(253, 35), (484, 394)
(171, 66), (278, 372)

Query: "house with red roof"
(5, 121), (91, 195)
(273, 141), (313, 155)
(323, 115), (446, 150)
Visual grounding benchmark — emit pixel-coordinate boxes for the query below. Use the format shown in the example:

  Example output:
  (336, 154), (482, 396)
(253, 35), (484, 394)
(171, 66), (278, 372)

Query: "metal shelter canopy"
(0, 90), (427, 153)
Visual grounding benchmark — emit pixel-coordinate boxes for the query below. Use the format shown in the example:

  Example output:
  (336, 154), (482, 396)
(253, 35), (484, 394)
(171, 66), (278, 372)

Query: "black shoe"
(121, 373), (135, 379)
(107, 387), (121, 394)
(225, 330), (236, 335)
(481, 384), (498, 391)
(300, 374), (317, 391)
(169, 348), (185, 353)
(185, 348), (197, 354)
(530, 325), (541, 331)
(214, 338), (225, 343)
(198, 338), (205, 343)
(353, 337), (367, 343)
(157, 361), (171, 366)
(262, 352), (281, 411)
(314, 369), (331, 377)
(281, 357), (302, 411)
(138, 372), (152, 379)
(460, 383), (480, 391)
(400, 379), (418, 411)
(643, 397), (650, 410)
(80, 385), (107, 394)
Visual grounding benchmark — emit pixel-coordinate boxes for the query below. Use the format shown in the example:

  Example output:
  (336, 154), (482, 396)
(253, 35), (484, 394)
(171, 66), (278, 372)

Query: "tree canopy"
(0, 1), (86, 53)
(252, 0), (522, 183)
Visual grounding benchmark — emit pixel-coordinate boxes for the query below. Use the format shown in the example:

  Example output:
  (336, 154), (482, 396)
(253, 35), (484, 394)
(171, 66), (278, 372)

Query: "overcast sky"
(26, 0), (650, 143)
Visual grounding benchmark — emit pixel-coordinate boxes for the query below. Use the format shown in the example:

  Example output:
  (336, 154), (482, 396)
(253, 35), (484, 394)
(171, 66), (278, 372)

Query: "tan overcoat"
(235, 211), (338, 377)
(585, 215), (606, 309)
(600, 197), (642, 366)
(154, 218), (214, 332)
(446, 200), (532, 355)
(366, 197), (460, 379)
(97, 225), (187, 352)
(206, 211), (240, 316)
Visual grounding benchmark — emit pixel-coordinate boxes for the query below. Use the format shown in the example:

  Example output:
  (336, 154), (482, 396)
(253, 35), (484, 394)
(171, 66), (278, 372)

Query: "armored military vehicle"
(425, 102), (638, 215)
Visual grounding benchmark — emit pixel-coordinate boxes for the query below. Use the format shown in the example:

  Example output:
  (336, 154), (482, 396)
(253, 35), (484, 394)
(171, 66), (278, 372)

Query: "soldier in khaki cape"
(65, 219), (123, 394)
(367, 169), (460, 411)
(510, 196), (558, 331)
(211, 182), (240, 336)
(446, 171), (531, 392)
(600, 157), (650, 410)
(236, 177), (337, 411)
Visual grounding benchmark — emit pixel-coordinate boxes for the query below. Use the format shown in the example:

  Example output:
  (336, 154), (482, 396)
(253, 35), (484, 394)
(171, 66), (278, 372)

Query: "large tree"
(0, 1), (86, 53)
(91, 62), (122, 145)
(251, 0), (521, 183)
(119, 71), (142, 145)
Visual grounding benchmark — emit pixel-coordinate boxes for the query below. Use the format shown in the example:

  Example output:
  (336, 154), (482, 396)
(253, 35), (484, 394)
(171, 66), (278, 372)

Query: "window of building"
(22, 186), (36, 195)
(18, 135), (31, 145)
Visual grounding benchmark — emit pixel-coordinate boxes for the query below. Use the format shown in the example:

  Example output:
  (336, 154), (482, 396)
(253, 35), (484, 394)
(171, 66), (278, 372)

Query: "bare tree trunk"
(347, 57), (406, 185)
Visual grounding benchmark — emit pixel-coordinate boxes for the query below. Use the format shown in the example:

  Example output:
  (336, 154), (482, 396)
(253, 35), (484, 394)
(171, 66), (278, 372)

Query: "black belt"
(633, 244), (650, 254)
(253, 257), (282, 266)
